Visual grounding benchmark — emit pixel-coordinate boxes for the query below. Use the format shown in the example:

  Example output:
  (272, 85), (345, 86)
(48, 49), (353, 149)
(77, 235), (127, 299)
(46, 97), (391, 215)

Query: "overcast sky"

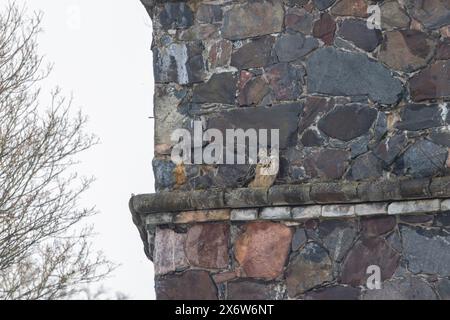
(15, 0), (156, 299)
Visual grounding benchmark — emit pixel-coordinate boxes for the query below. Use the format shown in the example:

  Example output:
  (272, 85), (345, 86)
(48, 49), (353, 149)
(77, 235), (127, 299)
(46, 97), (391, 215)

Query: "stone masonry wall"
(134, 0), (450, 300)
(144, 0), (450, 192)
(148, 201), (450, 300)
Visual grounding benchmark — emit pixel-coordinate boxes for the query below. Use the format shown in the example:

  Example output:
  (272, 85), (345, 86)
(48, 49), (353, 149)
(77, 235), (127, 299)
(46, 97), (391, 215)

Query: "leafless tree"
(0, 2), (113, 299)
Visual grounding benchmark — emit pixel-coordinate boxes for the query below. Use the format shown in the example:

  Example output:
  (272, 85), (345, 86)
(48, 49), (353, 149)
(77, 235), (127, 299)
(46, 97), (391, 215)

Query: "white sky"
(14, 0), (156, 299)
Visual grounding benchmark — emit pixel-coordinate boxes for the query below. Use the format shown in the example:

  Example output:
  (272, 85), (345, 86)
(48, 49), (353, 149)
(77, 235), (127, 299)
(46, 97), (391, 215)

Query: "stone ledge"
(130, 176), (450, 215)
(143, 198), (450, 225)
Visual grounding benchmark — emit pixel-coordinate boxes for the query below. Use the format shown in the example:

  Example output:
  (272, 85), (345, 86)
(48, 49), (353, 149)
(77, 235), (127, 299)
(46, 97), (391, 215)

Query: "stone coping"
(130, 176), (450, 215)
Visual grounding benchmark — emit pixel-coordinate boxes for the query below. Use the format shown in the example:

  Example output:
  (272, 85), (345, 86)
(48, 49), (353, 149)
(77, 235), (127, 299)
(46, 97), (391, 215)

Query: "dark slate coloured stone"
(399, 214), (433, 224)
(264, 63), (304, 101)
(430, 129), (450, 147)
(401, 225), (450, 276)
(341, 237), (400, 286)
(437, 278), (450, 300)
(410, 61), (450, 102)
(207, 103), (303, 150)
(159, 3), (194, 30)
(214, 165), (253, 188)
(192, 72), (237, 105)
(285, 8), (314, 34)
(283, 0), (309, 7)
(156, 270), (217, 300)
(379, 30), (435, 72)
(231, 36), (276, 69)
(285, 242), (333, 297)
(318, 104), (377, 141)
(153, 159), (175, 191)
(373, 133), (407, 166)
(301, 129), (324, 147)
(318, 220), (357, 262)
(405, 0), (450, 30)
(361, 216), (396, 238)
(196, 4), (223, 24)
(396, 104), (442, 131)
(374, 112), (388, 141)
(222, 1), (284, 40)
(292, 228), (307, 251)
(313, 0), (337, 11)
(338, 19), (382, 52)
(228, 281), (285, 300)
(362, 276), (437, 300)
(299, 97), (333, 133)
(399, 140), (447, 178)
(313, 13), (336, 45)
(153, 41), (205, 84)
(350, 152), (383, 180)
(435, 213), (450, 228)
(306, 47), (404, 105)
(305, 286), (360, 300)
(274, 33), (319, 62)
(350, 135), (370, 158)
(305, 149), (351, 180)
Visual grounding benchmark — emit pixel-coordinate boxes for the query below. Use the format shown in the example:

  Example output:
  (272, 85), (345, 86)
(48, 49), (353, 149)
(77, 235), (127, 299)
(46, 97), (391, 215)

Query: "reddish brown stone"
(285, 8), (314, 34)
(341, 237), (400, 286)
(410, 61), (450, 101)
(299, 97), (333, 132)
(264, 63), (303, 101)
(305, 149), (350, 180)
(238, 75), (270, 106)
(331, 0), (369, 18)
(156, 270), (218, 300)
(212, 271), (238, 284)
(185, 223), (229, 269)
(313, 13), (336, 45)
(209, 39), (232, 69)
(361, 216), (396, 238)
(234, 222), (293, 280)
(378, 30), (435, 72)
(437, 39), (450, 60)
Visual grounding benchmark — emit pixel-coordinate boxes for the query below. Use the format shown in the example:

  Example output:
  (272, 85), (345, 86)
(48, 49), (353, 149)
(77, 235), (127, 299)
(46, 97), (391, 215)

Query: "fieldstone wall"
(133, 0), (450, 300)
(144, 0), (450, 192)
(145, 201), (450, 300)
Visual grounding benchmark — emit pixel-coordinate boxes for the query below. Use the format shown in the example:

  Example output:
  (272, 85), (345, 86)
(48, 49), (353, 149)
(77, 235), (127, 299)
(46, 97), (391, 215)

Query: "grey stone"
(222, 1), (284, 40)
(322, 205), (355, 218)
(319, 220), (357, 262)
(228, 281), (285, 300)
(318, 104), (377, 141)
(292, 228), (307, 251)
(399, 140), (447, 178)
(158, 3), (194, 30)
(437, 278), (450, 300)
(260, 207), (291, 220)
(396, 104), (442, 131)
(401, 225), (450, 276)
(153, 228), (188, 275)
(231, 209), (258, 221)
(350, 135), (370, 158)
(292, 206), (322, 219)
(314, 0), (336, 10)
(206, 103), (303, 150)
(405, 0), (450, 30)
(380, 1), (411, 30)
(274, 33), (319, 62)
(363, 276), (437, 300)
(231, 36), (276, 69)
(145, 213), (173, 225)
(355, 203), (389, 216)
(306, 47), (403, 104)
(192, 72), (237, 105)
(350, 153), (383, 181)
(153, 41), (205, 84)
(286, 242), (333, 297)
(305, 285), (360, 300)
(430, 129), (450, 147)
(156, 270), (218, 300)
(285, 8), (314, 34)
(387, 230), (403, 253)
(338, 19), (382, 52)
(388, 199), (441, 215)
(196, 4), (222, 24)
(153, 159), (175, 191)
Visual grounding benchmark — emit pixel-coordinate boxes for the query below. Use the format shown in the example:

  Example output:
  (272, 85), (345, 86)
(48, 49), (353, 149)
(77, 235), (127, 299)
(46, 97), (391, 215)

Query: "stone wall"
(133, 0), (450, 300)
